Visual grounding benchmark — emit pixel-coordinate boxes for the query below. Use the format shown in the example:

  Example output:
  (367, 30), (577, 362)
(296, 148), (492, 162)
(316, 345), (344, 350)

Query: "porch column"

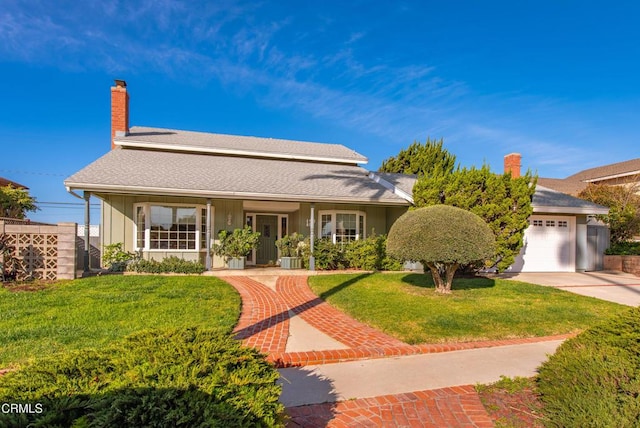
(309, 203), (315, 271)
(206, 199), (212, 270)
(83, 191), (91, 275)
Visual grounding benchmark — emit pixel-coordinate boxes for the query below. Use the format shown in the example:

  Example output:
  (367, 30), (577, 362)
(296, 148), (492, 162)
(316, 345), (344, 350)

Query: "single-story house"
(65, 80), (608, 272)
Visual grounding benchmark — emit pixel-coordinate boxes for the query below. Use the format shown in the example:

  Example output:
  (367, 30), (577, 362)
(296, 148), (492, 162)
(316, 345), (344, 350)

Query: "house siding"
(98, 194), (408, 269)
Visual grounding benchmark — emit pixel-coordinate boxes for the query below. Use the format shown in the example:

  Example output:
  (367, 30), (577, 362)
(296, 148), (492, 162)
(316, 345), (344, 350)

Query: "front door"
(256, 215), (278, 265)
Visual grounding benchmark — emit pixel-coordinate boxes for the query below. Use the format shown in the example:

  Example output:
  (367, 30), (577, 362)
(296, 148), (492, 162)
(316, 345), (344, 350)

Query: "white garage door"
(512, 216), (575, 272)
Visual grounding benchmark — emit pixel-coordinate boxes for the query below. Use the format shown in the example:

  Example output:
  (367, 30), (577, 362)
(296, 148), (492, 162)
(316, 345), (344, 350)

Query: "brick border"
(287, 385), (494, 427)
(223, 275), (574, 368)
(276, 276), (406, 348)
(224, 276), (290, 353)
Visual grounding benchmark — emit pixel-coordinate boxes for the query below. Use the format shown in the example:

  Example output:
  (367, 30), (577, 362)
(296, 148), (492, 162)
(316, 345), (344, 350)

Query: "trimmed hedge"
(127, 256), (206, 274)
(537, 306), (640, 427)
(0, 327), (285, 427)
(606, 241), (640, 255)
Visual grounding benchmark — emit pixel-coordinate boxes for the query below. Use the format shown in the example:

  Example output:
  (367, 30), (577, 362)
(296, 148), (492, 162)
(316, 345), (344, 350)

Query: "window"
(546, 220), (556, 227)
(532, 220), (543, 227)
(558, 220), (568, 228)
(318, 211), (366, 244)
(135, 204), (209, 251)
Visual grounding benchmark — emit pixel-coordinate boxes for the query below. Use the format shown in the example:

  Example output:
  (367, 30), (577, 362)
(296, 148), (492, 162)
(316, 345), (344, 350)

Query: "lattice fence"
(1, 221), (77, 281)
(4, 233), (59, 280)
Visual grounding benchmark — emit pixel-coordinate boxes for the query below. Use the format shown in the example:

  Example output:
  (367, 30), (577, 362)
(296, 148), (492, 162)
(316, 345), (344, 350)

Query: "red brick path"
(287, 386), (494, 427)
(225, 276), (290, 353)
(224, 275), (572, 366)
(222, 275), (567, 427)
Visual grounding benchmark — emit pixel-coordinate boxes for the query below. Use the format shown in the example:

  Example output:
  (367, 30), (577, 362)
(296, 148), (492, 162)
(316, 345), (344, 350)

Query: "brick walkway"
(224, 275), (572, 367)
(225, 276), (290, 353)
(222, 274), (566, 427)
(286, 386), (493, 428)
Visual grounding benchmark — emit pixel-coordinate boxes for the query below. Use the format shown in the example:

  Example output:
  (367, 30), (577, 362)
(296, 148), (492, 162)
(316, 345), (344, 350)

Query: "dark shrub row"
(537, 306), (640, 427)
(605, 241), (640, 255)
(127, 256), (206, 274)
(0, 328), (284, 427)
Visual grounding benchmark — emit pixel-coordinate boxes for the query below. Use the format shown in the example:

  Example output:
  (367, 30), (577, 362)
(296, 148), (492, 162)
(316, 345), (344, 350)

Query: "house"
(65, 80), (608, 273)
(0, 177), (28, 189)
(538, 158), (640, 196)
(65, 81), (410, 269)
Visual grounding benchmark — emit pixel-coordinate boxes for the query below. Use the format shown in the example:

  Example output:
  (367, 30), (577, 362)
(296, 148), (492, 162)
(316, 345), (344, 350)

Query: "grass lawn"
(0, 275), (240, 368)
(308, 273), (624, 344)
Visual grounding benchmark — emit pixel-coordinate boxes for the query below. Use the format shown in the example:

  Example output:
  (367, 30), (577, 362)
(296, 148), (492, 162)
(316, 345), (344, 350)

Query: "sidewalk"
(216, 273), (567, 427)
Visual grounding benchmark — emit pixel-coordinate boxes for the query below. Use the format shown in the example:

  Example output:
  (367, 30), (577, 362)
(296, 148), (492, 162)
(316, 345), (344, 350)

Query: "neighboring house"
(65, 80), (608, 273)
(65, 81), (410, 269)
(538, 158), (640, 196)
(0, 177), (28, 189)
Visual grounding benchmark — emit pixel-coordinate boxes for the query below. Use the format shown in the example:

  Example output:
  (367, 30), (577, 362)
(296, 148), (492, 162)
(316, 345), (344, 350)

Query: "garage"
(512, 215), (576, 272)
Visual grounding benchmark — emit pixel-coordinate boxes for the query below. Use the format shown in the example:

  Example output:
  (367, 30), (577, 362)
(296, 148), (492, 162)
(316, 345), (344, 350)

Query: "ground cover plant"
(0, 275), (240, 368)
(537, 306), (640, 427)
(0, 327), (285, 427)
(308, 273), (623, 344)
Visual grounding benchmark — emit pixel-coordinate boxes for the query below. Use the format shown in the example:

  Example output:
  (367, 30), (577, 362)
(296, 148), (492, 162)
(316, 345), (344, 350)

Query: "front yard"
(308, 273), (625, 344)
(0, 275), (240, 368)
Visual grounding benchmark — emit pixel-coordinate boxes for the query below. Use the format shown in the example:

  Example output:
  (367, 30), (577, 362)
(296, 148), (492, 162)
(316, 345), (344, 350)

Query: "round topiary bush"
(387, 205), (495, 293)
(537, 306), (640, 427)
(0, 327), (285, 427)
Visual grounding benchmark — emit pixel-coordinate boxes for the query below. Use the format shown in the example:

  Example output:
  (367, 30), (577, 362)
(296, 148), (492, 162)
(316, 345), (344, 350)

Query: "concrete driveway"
(497, 271), (640, 306)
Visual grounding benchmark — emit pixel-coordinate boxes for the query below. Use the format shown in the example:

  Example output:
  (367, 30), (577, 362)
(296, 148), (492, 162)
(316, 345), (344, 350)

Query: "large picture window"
(318, 211), (366, 244)
(135, 204), (209, 251)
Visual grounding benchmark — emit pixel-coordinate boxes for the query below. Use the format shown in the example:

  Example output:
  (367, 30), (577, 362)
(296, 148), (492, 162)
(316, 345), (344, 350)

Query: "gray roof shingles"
(65, 149), (408, 204)
(533, 185), (608, 213)
(116, 127), (369, 164)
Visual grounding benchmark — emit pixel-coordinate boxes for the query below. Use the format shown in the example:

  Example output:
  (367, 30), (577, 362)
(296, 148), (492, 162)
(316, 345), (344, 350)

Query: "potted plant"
(213, 227), (261, 269)
(275, 232), (305, 269)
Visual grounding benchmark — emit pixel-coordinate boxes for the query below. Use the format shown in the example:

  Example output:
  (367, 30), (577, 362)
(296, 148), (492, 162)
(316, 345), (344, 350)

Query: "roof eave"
(64, 183), (411, 206)
(583, 169), (640, 183)
(114, 140), (369, 165)
(533, 205), (609, 215)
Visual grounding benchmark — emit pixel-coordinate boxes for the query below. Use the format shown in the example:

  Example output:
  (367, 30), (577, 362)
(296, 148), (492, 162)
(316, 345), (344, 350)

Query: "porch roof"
(64, 148), (410, 205)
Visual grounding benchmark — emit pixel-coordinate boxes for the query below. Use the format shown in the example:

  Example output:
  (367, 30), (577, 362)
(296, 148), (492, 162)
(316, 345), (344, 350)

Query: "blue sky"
(1, 1), (639, 224)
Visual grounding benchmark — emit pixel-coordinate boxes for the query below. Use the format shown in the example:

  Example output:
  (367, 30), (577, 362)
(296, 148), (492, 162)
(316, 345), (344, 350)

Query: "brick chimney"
(504, 153), (521, 178)
(111, 79), (129, 149)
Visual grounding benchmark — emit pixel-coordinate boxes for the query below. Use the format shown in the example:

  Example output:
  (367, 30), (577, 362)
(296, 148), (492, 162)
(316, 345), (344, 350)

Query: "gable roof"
(65, 148), (408, 205)
(536, 177), (587, 196)
(566, 158), (640, 182)
(532, 185), (608, 215)
(114, 126), (369, 165)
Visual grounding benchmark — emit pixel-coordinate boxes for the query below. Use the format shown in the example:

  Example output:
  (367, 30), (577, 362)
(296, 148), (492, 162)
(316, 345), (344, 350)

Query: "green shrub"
(127, 256), (205, 274)
(275, 232), (305, 257)
(312, 239), (347, 270)
(605, 241), (640, 255)
(537, 307), (640, 427)
(387, 205), (495, 293)
(0, 327), (285, 427)
(102, 243), (136, 272)
(213, 227), (261, 260)
(344, 234), (404, 271)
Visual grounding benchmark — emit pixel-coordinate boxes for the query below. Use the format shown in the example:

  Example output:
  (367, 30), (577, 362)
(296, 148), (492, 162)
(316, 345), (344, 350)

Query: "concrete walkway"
(212, 270), (574, 427)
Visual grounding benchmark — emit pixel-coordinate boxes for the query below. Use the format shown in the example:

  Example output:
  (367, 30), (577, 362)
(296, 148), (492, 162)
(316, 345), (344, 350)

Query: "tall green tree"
(0, 185), (38, 219)
(578, 182), (640, 244)
(378, 138), (457, 177)
(413, 165), (537, 272)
